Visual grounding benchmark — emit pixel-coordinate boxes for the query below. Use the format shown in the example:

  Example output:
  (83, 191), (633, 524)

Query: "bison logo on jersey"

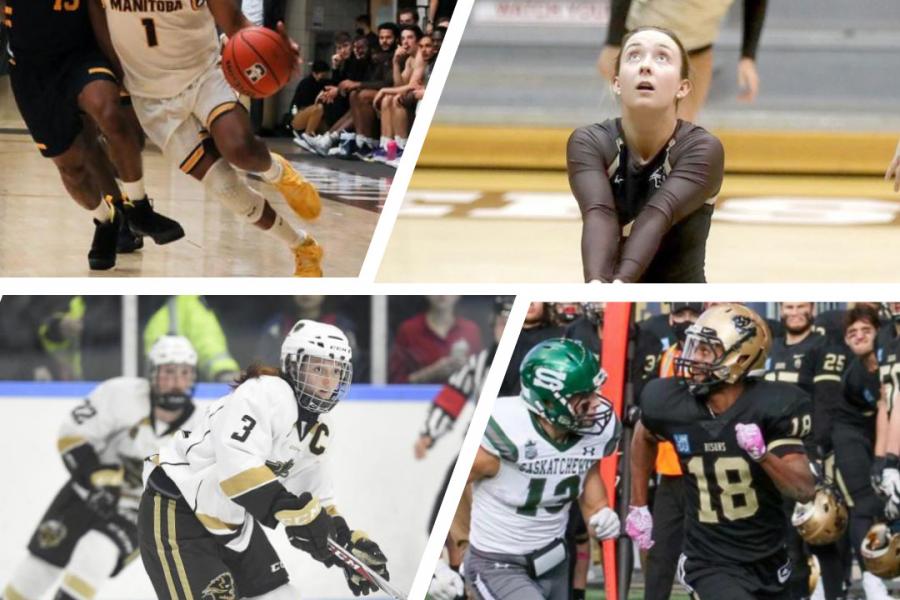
(265, 458), (295, 478)
(202, 572), (236, 600)
(36, 519), (67, 549)
(649, 164), (667, 189)
(245, 63), (267, 84)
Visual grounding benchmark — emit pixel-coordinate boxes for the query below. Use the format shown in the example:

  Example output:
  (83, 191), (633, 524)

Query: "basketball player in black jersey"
(627, 303), (816, 600)
(568, 26), (724, 283)
(2, 0), (182, 270)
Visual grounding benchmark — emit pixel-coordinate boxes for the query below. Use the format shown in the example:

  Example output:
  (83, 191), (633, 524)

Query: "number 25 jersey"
(470, 396), (621, 555)
(640, 378), (810, 565)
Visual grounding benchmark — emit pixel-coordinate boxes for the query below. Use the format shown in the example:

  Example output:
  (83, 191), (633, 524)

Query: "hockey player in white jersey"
(138, 319), (391, 599)
(2, 335), (203, 600)
(458, 338), (622, 600)
(87, 0), (326, 276)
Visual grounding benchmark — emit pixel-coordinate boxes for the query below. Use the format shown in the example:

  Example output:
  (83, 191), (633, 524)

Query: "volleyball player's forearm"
(614, 207), (668, 282)
(741, 0), (768, 59)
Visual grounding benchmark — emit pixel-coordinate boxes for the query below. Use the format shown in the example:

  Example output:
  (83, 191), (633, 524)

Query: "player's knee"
(56, 160), (89, 185)
(202, 159), (265, 223)
(217, 131), (262, 168)
(243, 583), (302, 600)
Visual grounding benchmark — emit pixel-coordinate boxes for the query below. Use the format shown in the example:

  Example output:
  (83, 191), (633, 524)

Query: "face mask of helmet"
(675, 330), (730, 396)
(284, 353), (352, 414)
(151, 364), (197, 411)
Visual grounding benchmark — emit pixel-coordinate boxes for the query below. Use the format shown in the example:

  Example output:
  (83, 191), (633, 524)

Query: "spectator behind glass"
(288, 61), (331, 136)
(36, 296), (123, 381)
(389, 296), (483, 384)
(143, 296), (239, 383)
(255, 296), (365, 382)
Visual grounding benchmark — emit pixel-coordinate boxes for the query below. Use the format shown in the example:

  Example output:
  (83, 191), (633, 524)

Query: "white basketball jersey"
(470, 396), (620, 555)
(103, 0), (220, 98)
(626, 0), (735, 52)
(153, 376), (335, 552)
(58, 376), (205, 511)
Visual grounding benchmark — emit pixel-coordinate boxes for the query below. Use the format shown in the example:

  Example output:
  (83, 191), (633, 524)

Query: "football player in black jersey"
(873, 303), (900, 514)
(830, 305), (893, 599)
(2, 0), (182, 270)
(627, 303), (815, 600)
(764, 302), (849, 600)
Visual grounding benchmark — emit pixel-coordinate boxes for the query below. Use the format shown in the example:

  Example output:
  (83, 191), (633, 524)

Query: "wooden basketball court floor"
(0, 79), (386, 276)
(378, 168), (900, 283)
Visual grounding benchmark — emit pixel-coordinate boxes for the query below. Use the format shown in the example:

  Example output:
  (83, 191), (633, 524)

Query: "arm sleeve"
(213, 382), (293, 528)
(741, 0), (768, 60)
(606, 0), (633, 46)
(765, 391), (811, 458)
(637, 383), (667, 438)
(567, 127), (620, 282)
(614, 133), (724, 282)
(57, 381), (123, 485)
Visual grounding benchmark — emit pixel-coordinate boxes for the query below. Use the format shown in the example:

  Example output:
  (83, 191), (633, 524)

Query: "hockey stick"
(326, 538), (408, 600)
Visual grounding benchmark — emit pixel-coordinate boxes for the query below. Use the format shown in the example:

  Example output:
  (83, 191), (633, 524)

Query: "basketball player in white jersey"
(459, 338), (622, 600)
(2, 335), (204, 600)
(87, 0), (326, 276)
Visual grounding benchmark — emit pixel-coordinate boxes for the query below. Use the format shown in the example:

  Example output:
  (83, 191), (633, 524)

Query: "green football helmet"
(519, 338), (609, 435)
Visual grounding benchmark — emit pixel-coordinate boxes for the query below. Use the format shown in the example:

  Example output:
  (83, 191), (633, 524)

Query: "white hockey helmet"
(280, 320), (352, 414)
(147, 335), (198, 410)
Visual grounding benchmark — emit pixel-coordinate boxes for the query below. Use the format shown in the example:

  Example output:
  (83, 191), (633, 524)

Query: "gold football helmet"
(861, 523), (900, 579)
(791, 486), (849, 545)
(675, 303), (771, 395)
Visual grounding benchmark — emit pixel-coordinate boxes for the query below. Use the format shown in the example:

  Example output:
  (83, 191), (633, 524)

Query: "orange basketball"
(222, 26), (294, 99)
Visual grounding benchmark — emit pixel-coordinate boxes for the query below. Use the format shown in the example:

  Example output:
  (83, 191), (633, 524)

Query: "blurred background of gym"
(379, 0), (900, 282)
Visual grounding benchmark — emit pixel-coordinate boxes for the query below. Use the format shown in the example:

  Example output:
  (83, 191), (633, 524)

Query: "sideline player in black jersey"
(764, 302), (849, 600)
(829, 305), (893, 599)
(627, 303), (816, 600)
(872, 303), (900, 514)
(501, 302), (564, 395)
(568, 27), (724, 283)
(2, 0), (182, 270)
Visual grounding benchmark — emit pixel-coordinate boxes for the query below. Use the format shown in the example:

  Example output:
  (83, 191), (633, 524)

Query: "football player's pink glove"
(625, 505), (654, 550)
(735, 423), (767, 462)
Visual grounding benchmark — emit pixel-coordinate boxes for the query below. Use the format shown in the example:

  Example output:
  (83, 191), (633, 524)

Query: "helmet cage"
(283, 352), (352, 414)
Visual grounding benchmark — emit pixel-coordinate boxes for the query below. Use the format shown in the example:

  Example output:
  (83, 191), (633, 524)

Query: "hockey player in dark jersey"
(567, 27), (724, 283)
(2, 0), (183, 270)
(627, 303), (816, 600)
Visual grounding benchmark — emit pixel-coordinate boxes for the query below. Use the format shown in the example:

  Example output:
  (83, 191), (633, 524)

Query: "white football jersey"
(57, 376), (205, 511)
(102, 0), (220, 98)
(154, 375), (335, 552)
(470, 396), (620, 555)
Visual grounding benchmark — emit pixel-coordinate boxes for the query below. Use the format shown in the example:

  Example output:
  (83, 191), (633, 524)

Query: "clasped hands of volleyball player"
(277, 492), (389, 596)
(625, 422), (768, 551)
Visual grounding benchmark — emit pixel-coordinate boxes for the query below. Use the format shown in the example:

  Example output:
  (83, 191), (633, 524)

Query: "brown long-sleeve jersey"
(567, 118), (724, 283)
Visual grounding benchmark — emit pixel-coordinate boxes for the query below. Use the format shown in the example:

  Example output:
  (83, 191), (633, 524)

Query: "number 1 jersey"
(470, 396), (621, 555)
(640, 377), (810, 565)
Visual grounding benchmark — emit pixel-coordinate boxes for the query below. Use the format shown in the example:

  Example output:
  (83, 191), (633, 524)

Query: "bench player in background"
(139, 320), (391, 599)
(459, 338), (622, 600)
(628, 303), (817, 600)
(1, 0), (183, 271)
(87, 0), (326, 276)
(1, 335), (202, 600)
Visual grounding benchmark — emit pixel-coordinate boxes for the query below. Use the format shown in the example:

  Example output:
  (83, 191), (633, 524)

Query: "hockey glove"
(340, 531), (389, 596)
(429, 559), (465, 600)
(624, 505), (654, 550)
(735, 423), (767, 462)
(276, 492), (334, 563)
(86, 465), (124, 519)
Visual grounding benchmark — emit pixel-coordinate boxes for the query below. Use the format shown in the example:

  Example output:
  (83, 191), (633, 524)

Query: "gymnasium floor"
(378, 168), (900, 283)
(0, 81), (389, 277)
